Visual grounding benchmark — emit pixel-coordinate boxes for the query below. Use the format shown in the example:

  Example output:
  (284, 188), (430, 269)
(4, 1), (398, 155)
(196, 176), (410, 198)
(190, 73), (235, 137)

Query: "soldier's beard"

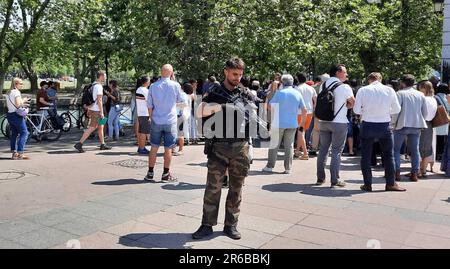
(226, 78), (240, 87)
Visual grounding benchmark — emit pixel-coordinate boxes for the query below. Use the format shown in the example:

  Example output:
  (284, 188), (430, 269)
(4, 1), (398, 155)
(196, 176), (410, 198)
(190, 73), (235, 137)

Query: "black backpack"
(81, 83), (97, 108)
(315, 81), (345, 121)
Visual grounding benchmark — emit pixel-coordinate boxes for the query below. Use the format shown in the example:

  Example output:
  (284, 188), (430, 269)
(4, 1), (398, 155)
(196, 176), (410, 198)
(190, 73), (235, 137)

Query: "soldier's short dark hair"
(400, 74), (415, 87)
(225, 57), (245, 70)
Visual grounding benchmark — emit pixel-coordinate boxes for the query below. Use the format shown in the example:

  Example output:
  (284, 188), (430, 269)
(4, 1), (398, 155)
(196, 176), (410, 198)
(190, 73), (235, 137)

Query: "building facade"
(442, 0), (450, 82)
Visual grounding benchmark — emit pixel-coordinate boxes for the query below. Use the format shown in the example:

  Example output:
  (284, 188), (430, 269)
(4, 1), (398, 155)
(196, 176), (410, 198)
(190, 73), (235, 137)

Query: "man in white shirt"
(316, 65), (355, 188)
(295, 73), (317, 160)
(353, 73), (406, 192)
(74, 71), (111, 153)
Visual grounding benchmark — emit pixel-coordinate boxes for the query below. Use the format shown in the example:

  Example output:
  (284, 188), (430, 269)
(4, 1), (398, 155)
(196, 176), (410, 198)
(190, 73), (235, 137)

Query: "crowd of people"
(4, 58), (450, 240)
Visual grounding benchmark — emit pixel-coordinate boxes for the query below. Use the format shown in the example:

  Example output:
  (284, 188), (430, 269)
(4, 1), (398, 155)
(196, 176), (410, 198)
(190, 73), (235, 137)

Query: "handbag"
(8, 93), (29, 117)
(432, 95), (450, 128)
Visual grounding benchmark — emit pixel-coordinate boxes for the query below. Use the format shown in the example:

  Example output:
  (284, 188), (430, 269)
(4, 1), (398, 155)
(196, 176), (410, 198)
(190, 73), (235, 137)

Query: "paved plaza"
(1, 130), (450, 249)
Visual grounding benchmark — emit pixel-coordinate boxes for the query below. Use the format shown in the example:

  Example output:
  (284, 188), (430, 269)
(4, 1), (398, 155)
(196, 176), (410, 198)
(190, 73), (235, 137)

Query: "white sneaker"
(284, 170), (292, 174)
(172, 151), (183, 156)
(262, 167), (273, 173)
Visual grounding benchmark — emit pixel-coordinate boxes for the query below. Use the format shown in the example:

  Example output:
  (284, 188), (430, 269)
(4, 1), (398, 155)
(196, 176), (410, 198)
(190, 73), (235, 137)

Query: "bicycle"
(2, 108), (62, 142)
(60, 103), (89, 132)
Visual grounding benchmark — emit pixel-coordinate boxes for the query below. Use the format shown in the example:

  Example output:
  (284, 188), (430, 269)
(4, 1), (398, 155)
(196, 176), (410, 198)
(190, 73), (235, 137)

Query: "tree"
(0, 0), (51, 94)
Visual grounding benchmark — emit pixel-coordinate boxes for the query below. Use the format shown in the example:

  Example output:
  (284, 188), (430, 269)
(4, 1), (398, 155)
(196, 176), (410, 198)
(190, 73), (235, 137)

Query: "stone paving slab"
(0, 237), (27, 249)
(23, 209), (81, 227)
(280, 225), (371, 249)
(298, 214), (412, 245)
(89, 193), (170, 216)
(9, 227), (77, 249)
(236, 214), (294, 235)
(240, 203), (309, 224)
(404, 232), (450, 248)
(163, 202), (203, 217)
(102, 220), (164, 241)
(53, 215), (115, 237)
(260, 236), (331, 249)
(0, 219), (45, 240)
(64, 201), (139, 225)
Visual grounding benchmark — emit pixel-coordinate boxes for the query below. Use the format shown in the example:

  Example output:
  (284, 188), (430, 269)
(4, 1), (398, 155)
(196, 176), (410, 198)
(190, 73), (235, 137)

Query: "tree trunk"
(29, 73), (38, 94)
(0, 71), (6, 94)
(74, 56), (83, 93)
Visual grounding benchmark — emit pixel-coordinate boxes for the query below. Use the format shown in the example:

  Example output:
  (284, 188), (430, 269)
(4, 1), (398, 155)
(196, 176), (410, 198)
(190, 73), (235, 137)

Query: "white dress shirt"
(353, 81), (401, 123)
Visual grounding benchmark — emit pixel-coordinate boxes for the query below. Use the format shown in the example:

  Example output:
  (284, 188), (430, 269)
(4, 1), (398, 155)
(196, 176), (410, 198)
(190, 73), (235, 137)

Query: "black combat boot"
(192, 225), (213, 239)
(223, 226), (241, 240)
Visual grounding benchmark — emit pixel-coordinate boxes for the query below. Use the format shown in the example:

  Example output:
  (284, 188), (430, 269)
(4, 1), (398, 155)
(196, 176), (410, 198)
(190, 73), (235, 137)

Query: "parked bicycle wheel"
(39, 117), (62, 141)
(80, 111), (90, 129)
(1, 116), (10, 138)
(60, 112), (72, 132)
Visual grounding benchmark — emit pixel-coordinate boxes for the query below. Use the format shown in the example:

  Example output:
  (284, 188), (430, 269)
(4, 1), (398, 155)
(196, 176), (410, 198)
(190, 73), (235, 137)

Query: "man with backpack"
(315, 64), (355, 188)
(74, 70), (112, 153)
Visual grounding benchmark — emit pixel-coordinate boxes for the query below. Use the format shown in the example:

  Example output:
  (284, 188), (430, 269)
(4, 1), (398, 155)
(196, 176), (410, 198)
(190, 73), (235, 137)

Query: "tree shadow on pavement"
(118, 232), (222, 249)
(92, 178), (150, 186)
(262, 183), (381, 197)
(161, 182), (206, 191)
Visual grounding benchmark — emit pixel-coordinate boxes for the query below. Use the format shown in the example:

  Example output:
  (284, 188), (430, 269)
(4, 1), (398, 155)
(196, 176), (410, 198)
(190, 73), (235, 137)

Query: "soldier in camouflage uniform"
(192, 57), (255, 240)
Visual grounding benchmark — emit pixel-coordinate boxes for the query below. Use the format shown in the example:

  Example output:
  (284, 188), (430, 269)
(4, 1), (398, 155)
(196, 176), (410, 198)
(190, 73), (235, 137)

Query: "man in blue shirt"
(144, 64), (186, 183)
(262, 74), (307, 174)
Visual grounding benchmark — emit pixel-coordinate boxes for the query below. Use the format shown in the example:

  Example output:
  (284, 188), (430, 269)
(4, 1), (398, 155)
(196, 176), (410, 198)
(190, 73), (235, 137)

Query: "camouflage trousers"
(202, 141), (250, 227)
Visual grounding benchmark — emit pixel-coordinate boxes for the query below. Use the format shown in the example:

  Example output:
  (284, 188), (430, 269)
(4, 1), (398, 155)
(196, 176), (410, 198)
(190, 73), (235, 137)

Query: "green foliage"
(0, 0), (444, 87)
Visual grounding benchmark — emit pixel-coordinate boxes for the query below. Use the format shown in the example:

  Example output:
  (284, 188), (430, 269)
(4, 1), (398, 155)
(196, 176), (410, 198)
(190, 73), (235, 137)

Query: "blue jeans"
(305, 117), (314, 145)
(108, 107), (120, 139)
(150, 122), (177, 149)
(394, 127), (421, 173)
(360, 122), (395, 186)
(6, 113), (29, 153)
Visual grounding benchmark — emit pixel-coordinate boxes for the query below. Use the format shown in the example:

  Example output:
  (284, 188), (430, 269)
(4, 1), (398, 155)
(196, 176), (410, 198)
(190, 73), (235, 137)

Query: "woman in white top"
(418, 81), (438, 178)
(5, 78), (31, 160)
(135, 76), (151, 154)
